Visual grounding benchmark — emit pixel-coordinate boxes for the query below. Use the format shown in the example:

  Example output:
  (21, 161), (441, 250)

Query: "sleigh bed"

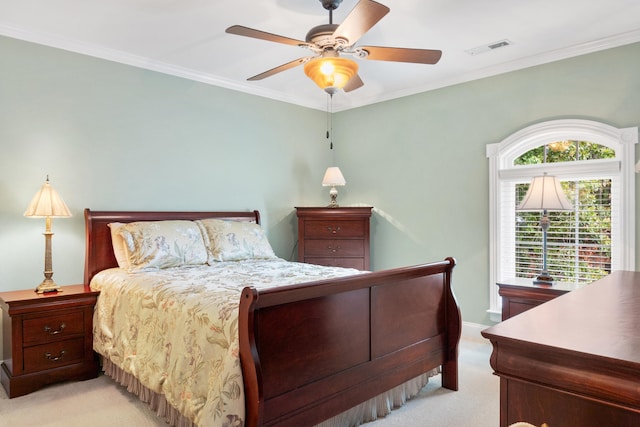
(83, 209), (461, 427)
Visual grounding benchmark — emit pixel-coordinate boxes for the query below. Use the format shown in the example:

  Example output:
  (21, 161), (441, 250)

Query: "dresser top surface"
(484, 271), (640, 365)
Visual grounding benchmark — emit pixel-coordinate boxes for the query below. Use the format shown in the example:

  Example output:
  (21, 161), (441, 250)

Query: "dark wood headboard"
(83, 209), (261, 285)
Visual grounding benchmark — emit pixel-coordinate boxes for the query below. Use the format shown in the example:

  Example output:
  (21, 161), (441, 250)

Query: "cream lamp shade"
(517, 174), (573, 211)
(25, 178), (72, 218)
(322, 166), (346, 208)
(517, 173), (573, 284)
(25, 176), (72, 293)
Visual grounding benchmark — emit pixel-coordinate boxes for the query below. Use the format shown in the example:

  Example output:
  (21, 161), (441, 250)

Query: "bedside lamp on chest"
(24, 176), (72, 293)
(322, 166), (346, 208)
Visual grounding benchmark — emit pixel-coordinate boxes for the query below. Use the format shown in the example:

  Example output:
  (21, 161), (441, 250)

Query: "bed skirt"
(316, 368), (440, 427)
(101, 356), (439, 427)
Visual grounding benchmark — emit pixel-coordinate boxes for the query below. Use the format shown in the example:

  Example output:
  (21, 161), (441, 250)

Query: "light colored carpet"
(0, 338), (498, 427)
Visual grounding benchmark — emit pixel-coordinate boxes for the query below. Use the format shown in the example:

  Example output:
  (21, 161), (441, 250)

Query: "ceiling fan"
(225, 0), (442, 94)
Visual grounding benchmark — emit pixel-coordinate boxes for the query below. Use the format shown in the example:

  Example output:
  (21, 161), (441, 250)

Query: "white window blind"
(504, 177), (618, 284)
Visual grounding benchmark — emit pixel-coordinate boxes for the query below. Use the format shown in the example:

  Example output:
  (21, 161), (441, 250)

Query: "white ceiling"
(2, 0), (640, 111)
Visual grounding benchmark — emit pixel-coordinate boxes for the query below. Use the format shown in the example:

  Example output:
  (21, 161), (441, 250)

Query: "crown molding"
(347, 29), (640, 110)
(3, 24), (640, 112)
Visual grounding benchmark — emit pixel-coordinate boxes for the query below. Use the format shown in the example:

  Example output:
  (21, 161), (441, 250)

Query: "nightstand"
(0, 284), (99, 398)
(498, 278), (584, 321)
(296, 207), (372, 270)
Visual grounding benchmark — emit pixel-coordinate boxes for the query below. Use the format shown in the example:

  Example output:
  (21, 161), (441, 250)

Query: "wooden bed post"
(238, 287), (263, 427)
(441, 256), (461, 391)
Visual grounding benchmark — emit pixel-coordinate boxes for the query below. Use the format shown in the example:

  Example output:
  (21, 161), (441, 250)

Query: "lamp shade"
(322, 167), (346, 187)
(517, 174), (573, 211)
(304, 57), (358, 94)
(24, 178), (72, 218)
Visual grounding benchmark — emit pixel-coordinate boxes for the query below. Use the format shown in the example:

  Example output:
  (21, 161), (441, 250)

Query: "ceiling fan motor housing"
(306, 24), (348, 48)
(320, 0), (343, 10)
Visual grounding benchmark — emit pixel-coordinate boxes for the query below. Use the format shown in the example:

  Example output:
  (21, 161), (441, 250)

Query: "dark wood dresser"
(498, 278), (583, 320)
(482, 271), (640, 427)
(296, 207), (372, 270)
(1, 284), (99, 398)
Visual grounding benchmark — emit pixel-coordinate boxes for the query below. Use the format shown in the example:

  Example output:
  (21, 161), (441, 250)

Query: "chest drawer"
(23, 311), (85, 345)
(304, 220), (365, 238)
(306, 257), (365, 270)
(304, 239), (364, 257)
(22, 337), (85, 373)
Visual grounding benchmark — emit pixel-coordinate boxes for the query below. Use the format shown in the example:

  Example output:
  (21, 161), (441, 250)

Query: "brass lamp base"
(533, 272), (554, 286)
(35, 278), (62, 294)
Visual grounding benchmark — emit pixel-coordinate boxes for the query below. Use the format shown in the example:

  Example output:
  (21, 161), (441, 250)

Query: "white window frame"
(486, 119), (637, 321)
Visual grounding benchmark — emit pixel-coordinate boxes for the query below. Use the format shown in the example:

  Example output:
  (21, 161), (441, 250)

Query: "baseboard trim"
(462, 321), (491, 342)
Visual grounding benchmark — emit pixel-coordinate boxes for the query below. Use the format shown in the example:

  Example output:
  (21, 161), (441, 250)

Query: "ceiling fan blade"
(247, 57), (312, 81)
(343, 74), (364, 92)
(359, 46), (442, 64)
(333, 0), (390, 46)
(226, 25), (307, 47)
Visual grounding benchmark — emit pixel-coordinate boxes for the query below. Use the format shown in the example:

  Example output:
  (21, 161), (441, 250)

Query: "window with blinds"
(510, 141), (616, 283)
(486, 120), (637, 320)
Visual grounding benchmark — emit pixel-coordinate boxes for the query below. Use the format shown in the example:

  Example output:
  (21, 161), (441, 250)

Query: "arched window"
(486, 120), (637, 320)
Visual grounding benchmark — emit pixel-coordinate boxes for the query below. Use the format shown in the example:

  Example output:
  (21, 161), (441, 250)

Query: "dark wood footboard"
(239, 257), (460, 427)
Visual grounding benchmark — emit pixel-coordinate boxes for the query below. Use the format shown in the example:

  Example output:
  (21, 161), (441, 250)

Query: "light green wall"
(1, 35), (639, 336)
(0, 35), (331, 293)
(336, 42), (640, 324)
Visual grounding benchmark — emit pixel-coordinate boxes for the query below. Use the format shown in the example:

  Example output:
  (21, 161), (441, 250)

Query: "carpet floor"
(0, 338), (498, 427)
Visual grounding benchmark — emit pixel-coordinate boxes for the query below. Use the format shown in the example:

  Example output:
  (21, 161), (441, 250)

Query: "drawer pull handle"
(327, 226), (341, 234)
(44, 323), (66, 335)
(44, 350), (66, 362)
(327, 245), (341, 253)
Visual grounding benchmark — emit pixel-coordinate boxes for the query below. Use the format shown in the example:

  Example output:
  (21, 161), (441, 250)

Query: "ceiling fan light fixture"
(304, 57), (358, 94)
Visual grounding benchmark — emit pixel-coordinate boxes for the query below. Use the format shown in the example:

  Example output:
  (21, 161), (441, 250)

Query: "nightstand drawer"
(305, 257), (365, 270)
(304, 220), (365, 238)
(23, 311), (85, 344)
(22, 338), (85, 373)
(305, 239), (364, 257)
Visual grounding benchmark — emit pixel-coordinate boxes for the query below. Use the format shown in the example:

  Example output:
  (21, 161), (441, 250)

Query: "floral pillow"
(196, 219), (277, 262)
(118, 220), (208, 271)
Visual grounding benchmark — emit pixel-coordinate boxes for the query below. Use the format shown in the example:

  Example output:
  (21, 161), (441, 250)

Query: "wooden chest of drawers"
(0, 284), (99, 398)
(296, 207), (372, 270)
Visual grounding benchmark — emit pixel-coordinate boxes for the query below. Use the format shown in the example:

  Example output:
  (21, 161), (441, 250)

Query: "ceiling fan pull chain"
(326, 94), (331, 142)
(327, 93), (334, 150)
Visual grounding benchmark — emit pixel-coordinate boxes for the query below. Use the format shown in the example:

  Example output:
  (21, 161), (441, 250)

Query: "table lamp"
(517, 173), (573, 284)
(322, 166), (346, 208)
(24, 176), (72, 293)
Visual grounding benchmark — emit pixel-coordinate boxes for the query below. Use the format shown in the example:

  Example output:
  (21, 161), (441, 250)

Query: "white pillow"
(196, 219), (276, 262)
(118, 220), (208, 271)
(108, 222), (131, 270)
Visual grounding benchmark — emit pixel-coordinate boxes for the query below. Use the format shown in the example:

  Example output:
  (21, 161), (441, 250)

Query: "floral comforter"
(90, 259), (362, 427)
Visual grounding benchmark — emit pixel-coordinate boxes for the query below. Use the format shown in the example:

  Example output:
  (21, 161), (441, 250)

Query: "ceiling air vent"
(465, 39), (513, 56)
